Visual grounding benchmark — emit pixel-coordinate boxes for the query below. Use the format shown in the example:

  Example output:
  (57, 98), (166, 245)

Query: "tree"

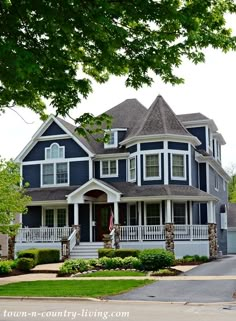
(0, 159), (31, 236)
(226, 164), (236, 202)
(0, 0), (236, 136)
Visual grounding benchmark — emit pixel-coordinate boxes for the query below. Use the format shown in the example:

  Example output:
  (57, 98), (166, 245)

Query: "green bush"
(0, 260), (13, 275)
(18, 248), (60, 265)
(139, 249), (175, 271)
(16, 258), (35, 271)
(114, 249), (141, 258)
(98, 257), (123, 269)
(58, 259), (90, 276)
(98, 249), (115, 258)
(182, 255), (209, 263)
(122, 256), (142, 270)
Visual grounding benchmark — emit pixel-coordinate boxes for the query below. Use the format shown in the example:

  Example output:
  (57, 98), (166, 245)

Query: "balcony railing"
(120, 225), (208, 241)
(15, 227), (74, 243)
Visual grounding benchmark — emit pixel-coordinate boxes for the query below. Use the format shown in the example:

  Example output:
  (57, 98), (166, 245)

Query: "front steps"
(70, 242), (104, 259)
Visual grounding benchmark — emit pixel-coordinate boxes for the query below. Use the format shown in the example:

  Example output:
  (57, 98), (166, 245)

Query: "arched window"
(45, 143), (64, 159)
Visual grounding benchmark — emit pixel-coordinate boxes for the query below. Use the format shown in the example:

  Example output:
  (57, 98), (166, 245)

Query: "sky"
(1, 20), (236, 171)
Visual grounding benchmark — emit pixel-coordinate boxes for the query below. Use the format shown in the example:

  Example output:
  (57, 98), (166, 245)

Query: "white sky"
(1, 17), (236, 171)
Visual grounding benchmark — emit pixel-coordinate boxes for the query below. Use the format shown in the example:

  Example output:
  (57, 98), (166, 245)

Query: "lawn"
(0, 280), (153, 297)
(78, 270), (147, 277)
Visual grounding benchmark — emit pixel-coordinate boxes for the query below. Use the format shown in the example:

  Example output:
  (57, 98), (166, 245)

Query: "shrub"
(16, 258), (35, 271)
(114, 249), (140, 258)
(98, 257), (123, 269)
(139, 249), (175, 271)
(199, 256), (209, 262)
(58, 259), (90, 276)
(0, 260), (13, 275)
(122, 256), (142, 270)
(98, 249), (115, 258)
(18, 248), (60, 265)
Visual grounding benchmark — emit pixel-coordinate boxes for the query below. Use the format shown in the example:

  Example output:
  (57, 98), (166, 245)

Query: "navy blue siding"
(95, 159), (126, 182)
(79, 204), (90, 242)
(42, 122), (66, 136)
(200, 204), (207, 224)
(168, 154), (189, 185)
(127, 145), (137, 154)
(141, 142), (163, 150)
(187, 127), (206, 150)
(23, 139), (88, 161)
(191, 146), (198, 188)
(23, 165), (40, 188)
(70, 161), (89, 185)
(199, 163), (207, 191)
(168, 142), (188, 150)
(141, 154), (164, 185)
(23, 206), (42, 227)
(118, 131), (127, 143)
(68, 204), (74, 226)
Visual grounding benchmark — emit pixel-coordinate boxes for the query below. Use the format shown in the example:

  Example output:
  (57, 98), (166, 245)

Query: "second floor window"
(144, 154), (160, 180)
(104, 131), (118, 148)
(42, 162), (68, 186)
(45, 143), (64, 159)
(101, 160), (118, 177)
(171, 154), (186, 179)
(129, 157), (136, 181)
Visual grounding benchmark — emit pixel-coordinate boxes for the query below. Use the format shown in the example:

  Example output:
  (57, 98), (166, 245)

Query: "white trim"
(172, 201), (188, 225)
(89, 202), (93, 242)
(188, 144), (192, 186)
(38, 134), (70, 141)
(40, 161), (70, 187)
(30, 200), (67, 206)
(205, 125), (209, 153)
(104, 130), (118, 149)
(128, 157), (136, 182)
(137, 143), (141, 186)
(182, 119), (218, 132)
(121, 194), (219, 202)
(144, 202), (162, 225)
(214, 172), (219, 191)
(163, 141), (168, 184)
(143, 152), (161, 181)
(170, 152), (187, 181)
(22, 157), (90, 165)
(95, 153), (129, 160)
(121, 134), (200, 148)
(100, 159), (119, 178)
(42, 206), (68, 227)
(206, 162), (210, 193)
(74, 204), (79, 225)
(89, 158), (93, 179)
(45, 143), (65, 160)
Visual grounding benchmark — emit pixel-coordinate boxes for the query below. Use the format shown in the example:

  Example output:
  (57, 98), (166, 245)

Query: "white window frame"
(104, 130), (118, 149)
(100, 159), (118, 178)
(223, 179), (226, 191)
(45, 143), (65, 160)
(214, 173), (219, 191)
(144, 202), (162, 225)
(170, 152), (187, 181)
(172, 201), (188, 225)
(42, 207), (68, 227)
(41, 162), (69, 187)
(128, 157), (136, 182)
(143, 152), (161, 181)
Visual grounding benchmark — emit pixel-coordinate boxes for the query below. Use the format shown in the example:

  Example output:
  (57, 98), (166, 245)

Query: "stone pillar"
(208, 223), (218, 258)
(165, 223), (175, 253)
(61, 237), (70, 261)
(8, 235), (15, 260)
(72, 225), (81, 245)
(113, 224), (121, 249)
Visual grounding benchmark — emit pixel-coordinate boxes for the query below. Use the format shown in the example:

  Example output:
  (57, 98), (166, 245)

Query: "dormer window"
(45, 143), (64, 159)
(104, 130), (118, 149)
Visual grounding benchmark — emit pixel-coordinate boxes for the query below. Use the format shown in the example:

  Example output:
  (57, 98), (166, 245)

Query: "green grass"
(78, 270), (147, 277)
(0, 280), (153, 297)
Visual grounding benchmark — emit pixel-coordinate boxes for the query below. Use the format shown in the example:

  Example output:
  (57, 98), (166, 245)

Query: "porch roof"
(27, 186), (79, 202)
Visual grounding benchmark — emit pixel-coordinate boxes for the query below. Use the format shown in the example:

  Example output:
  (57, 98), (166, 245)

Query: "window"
(173, 203), (186, 225)
(129, 157), (136, 181)
(44, 208), (67, 227)
(45, 143), (64, 159)
(223, 179), (226, 191)
(171, 154), (186, 180)
(144, 154), (160, 180)
(100, 160), (118, 177)
(104, 131), (118, 148)
(145, 203), (161, 225)
(215, 173), (219, 191)
(42, 162), (68, 186)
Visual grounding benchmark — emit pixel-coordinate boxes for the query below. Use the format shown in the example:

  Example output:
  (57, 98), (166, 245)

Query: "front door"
(95, 205), (111, 241)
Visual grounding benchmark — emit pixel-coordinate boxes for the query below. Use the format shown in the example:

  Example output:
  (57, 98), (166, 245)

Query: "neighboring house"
(227, 203), (236, 254)
(14, 95), (230, 258)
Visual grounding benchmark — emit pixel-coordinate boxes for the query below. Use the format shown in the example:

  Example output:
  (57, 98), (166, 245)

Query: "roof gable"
(42, 121), (66, 136)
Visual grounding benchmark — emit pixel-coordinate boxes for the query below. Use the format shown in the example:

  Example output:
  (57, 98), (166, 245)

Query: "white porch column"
(165, 200), (172, 223)
(114, 202), (119, 224)
(89, 202), (93, 242)
(189, 201), (193, 241)
(207, 201), (214, 223)
(138, 201), (142, 242)
(74, 204), (79, 225)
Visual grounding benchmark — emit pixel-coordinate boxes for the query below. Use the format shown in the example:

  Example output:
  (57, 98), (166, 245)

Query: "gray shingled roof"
(126, 95), (193, 140)
(228, 203), (236, 227)
(177, 113), (209, 122)
(27, 186), (79, 202)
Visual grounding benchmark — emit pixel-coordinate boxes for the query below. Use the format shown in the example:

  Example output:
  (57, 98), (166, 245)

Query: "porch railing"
(120, 225), (208, 242)
(15, 227), (74, 243)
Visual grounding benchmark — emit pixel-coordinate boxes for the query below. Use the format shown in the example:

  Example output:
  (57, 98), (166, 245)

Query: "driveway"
(109, 255), (236, 303)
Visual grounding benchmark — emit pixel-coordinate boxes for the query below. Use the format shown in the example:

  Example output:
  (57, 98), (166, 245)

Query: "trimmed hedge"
(17, 248), (60, 265)
(98, 248), (140, 258)
(0, 260), (13, 275)
(139, 249), (175, 271)
(16, 258), (35, 271)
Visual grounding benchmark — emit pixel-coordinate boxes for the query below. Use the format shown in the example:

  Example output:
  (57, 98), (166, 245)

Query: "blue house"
(14, 95), (229, 258)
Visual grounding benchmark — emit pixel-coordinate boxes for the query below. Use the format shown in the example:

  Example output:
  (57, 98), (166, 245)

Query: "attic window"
(45, 143), (65, 159)
(104, 130), (118, 149)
